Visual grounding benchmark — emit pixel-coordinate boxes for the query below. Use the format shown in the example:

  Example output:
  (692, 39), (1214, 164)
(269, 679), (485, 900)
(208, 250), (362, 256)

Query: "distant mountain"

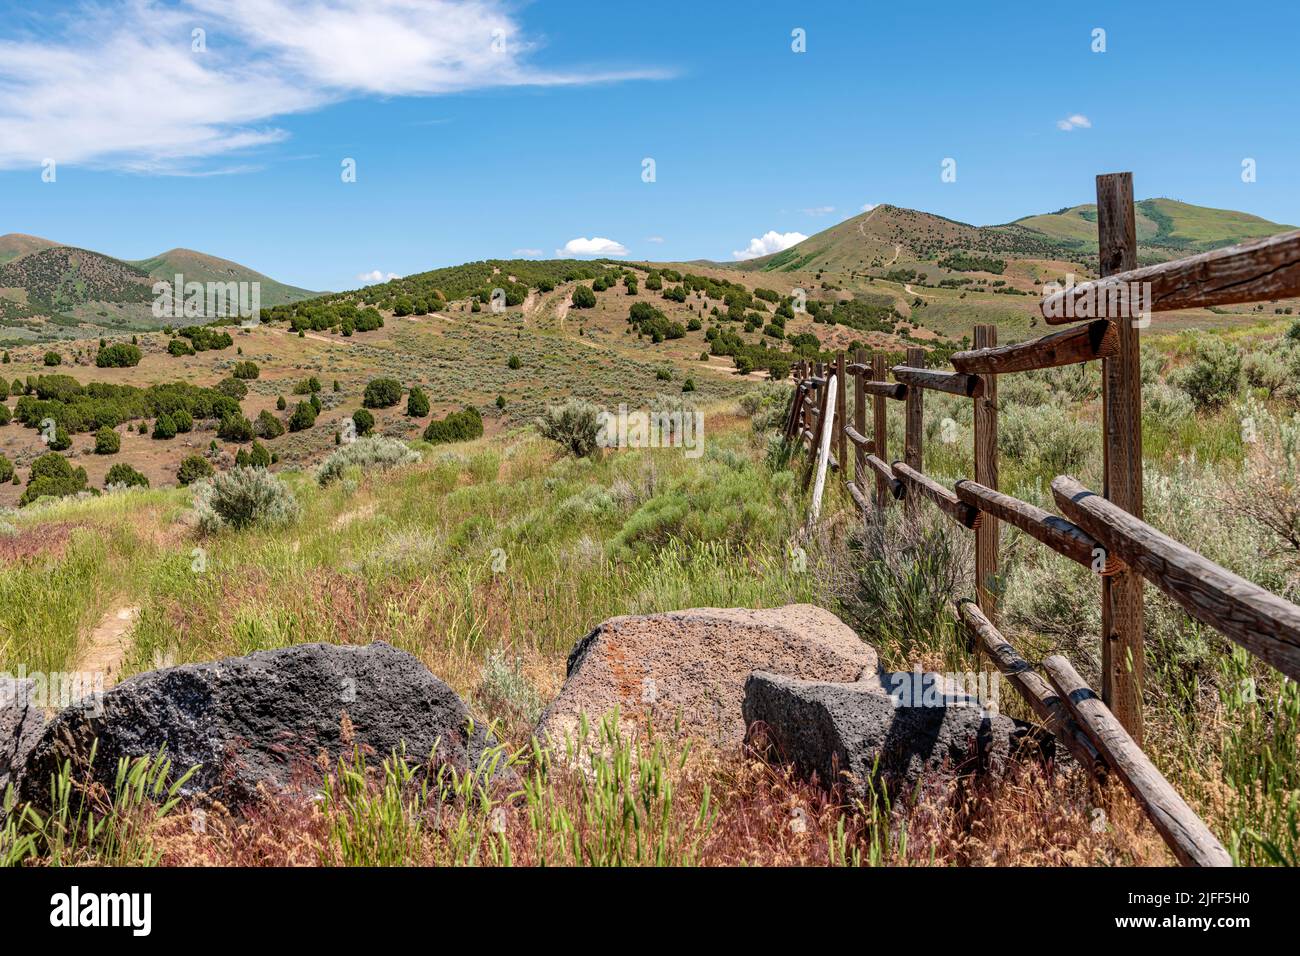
(0, 234), (317, 313)
(0, 233), (60, 265)
(732, 199), (1295, 275)
(1009, 198), (1293, 253)
(129, 248), (318, 306)
(0, 246), (154, 312)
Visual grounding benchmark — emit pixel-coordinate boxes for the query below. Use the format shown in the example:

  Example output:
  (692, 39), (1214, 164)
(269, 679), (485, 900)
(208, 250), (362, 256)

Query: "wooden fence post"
(872, 353), (889, 508)
(903, 346), (925, 517)
(836, 353), (848, 479)
(973, 324), (999, 624)
(1096, 171), (1145, 744)
(854, 348), (867, 499)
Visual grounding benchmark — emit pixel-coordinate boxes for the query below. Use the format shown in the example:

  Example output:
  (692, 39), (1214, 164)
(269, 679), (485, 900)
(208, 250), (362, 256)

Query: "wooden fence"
(783, 171), (1300, 868)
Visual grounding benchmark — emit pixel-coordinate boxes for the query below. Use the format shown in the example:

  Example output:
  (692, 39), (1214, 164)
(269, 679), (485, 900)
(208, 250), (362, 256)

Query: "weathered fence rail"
(783, 170), (1300, 867)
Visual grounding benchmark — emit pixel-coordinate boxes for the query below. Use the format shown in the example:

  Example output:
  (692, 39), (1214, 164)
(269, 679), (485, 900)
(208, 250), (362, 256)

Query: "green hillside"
(1009, 198), (1293, 252)
(130, 248), (318, 306)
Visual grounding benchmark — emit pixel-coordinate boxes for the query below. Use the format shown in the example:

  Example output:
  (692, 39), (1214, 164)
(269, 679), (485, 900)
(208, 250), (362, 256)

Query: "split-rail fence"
(783, 171), (1300, 867)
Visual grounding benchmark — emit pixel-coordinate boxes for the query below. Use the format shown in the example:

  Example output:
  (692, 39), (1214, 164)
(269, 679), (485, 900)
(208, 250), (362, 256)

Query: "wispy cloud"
(357, 269), (401, 283)
(1056, 114), (1092, 131)
(557, 237), (628, 257)
(732, 230), (807, 261)
(0, 0), (671, 173)
(861, 202), (879, 212)
(802, 205), (835, 216)
(512, 248), (543, 257)
(644, 236), (664, 244)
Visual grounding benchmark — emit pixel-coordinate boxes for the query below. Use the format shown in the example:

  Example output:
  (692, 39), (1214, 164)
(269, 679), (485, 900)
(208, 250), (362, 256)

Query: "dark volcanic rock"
(20, 642), (494, 809)
(1, 678), (45, 794)
(743, 670), (1046, 797)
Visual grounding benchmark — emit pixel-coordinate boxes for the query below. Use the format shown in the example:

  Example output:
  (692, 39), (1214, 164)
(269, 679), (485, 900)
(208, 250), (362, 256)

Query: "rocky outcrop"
(20, 642), (495, 810)
(743, 670), (1046, 798)
(1, 678), (45, 794)
(537, 605), (878, 747)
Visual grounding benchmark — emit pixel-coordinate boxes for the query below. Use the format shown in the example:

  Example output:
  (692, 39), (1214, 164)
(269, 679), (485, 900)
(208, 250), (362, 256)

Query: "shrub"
(232, 361), (260, 380)
(96, 343), (142, 368)
(105, 462), (149, 489)
(255, 409), (285, 438)
(20, 453), (88, 506)
(276, 395), (287, 410)
(94, 427), (121, 454)
(152, 413), (177, 440)
(1176, 336), (1242, 410)
(0, 403), (9, 426)
(998, 403), (1096, 477)
(193, 466), (300, 532)
(288, 401), (317, 432)
(571, 285), (597, 309)
(217, 415), (255, 442)
(423, 406), (483, 445)
(406, 386), (430, 417)
(293, 376), (322, 395)
(536, 399), (601, 457)
(0, 454), (12, 483)
(1244, 349), (1289, 395)
(172, 409), (193, 433)
(43, 351), (61, 367)
(167, 339), (195, 356)
(363, 377), (403, 408)
(352, 408), (375, 436)
(216, 376), (248, 400)
(48, 427), (72, 451)
(177, 454), (214, 486)
(316, 435), (420, 485)
(507, 355), (522, 370)
(248, 440), (272, 468)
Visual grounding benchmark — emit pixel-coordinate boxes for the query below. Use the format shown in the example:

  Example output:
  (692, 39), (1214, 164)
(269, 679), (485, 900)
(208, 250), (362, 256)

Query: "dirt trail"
(77, 604), (140, 689)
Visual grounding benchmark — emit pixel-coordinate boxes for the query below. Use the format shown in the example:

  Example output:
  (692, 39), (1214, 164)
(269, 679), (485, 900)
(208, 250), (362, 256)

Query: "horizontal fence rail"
(781, 169), (1300, 866)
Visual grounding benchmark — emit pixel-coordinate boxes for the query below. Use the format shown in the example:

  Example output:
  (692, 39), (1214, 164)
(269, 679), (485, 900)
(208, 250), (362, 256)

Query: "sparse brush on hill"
(19, 452), (88, 506)
(423, 406), (482, 445)
(105, 463), (149, 490)
(95, 343), (142, 368)
(192, 467), (299, 532)
(536, 399), (601, 458)
(316, 436), (420, 486)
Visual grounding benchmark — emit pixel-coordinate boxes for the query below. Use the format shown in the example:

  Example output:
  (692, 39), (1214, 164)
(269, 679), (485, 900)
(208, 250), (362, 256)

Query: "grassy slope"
(129, 248), (318, 306)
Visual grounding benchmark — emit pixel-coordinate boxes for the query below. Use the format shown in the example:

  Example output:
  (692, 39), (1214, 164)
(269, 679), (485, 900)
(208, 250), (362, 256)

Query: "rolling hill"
(735, 198), (1295, 276)
(0, 234), (319, 342)
(129, 248), (318, 306)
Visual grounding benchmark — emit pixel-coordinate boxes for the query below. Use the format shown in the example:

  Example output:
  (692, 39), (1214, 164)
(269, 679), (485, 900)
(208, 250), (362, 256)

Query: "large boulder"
(537, 605), (878, 748)
(20, 642), (494, 810)
(743, 670), (1046, 799)
(1, 678), (45, 794)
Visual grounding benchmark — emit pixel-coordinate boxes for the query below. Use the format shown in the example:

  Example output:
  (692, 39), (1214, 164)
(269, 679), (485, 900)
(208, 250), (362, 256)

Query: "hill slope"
(735, 198), (1295, 276)
(130, 248), (317, 306)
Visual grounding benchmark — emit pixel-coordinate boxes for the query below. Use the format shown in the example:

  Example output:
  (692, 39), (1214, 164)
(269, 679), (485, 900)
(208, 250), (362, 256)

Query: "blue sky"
(1, 0), (1298, 292)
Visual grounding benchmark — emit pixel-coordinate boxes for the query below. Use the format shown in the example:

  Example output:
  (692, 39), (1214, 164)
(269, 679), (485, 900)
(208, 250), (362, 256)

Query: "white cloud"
(0, 0), (670, 173)
(357, 269), (401, 283)
(645, 236), (665, 244)
(512, 248), (543, 257)
(802, 205), (835, 216)
(1056, 114), (1092, 131)
(732, 230), (808, 261)
(557, 237), (628, 257)
(861, 202), (879, 212)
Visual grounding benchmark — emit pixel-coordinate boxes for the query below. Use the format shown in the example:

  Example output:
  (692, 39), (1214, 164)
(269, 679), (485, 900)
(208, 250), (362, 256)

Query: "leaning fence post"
(872, 353), (888, 508)
(854, 348), (867, 501)
(1096, 171), (1146, 744)
(903, 346), (925, 517)
(973, 324), (999, 624)
(836, 353), (848, 480)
